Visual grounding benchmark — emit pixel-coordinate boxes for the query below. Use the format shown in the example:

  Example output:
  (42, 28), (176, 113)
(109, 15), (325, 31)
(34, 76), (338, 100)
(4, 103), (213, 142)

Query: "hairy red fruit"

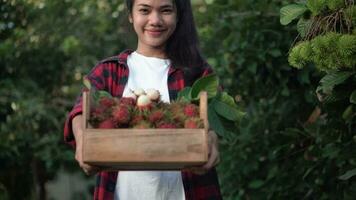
(169, 101), (183, 113)
(130, 115), (145, 126)
(183, 104), (199, 117)
(184, 118), (204, 129)
(99, 97), (116, 108)
(98, 118), (115, 129)
(157, 123), (177, 129)
(119, 97), (136, 106)
(148, 110), (165, 123)
(133, 121), (152, 129)
(91, 107), (105, 117)
(112, 105), (131, 125)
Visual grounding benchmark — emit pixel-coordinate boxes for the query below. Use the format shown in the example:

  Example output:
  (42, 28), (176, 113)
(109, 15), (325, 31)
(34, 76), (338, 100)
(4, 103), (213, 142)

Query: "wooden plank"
(83, 129), (207, 169)
(199, 91), (209, 131)
(82, 91), (90, 130)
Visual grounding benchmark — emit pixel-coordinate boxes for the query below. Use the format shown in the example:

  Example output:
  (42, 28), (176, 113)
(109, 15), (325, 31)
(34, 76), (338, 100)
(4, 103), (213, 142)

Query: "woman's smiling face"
(130, 0), (177, 54)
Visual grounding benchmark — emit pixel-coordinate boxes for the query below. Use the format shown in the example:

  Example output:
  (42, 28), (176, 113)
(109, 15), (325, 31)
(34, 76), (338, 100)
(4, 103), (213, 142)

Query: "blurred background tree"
(0, 0), (130, 199)
(0, 0), (355, 199)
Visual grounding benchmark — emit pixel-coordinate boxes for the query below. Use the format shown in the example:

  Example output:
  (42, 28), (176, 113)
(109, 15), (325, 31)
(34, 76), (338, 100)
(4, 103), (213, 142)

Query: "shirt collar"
(117, 49), (179, 75)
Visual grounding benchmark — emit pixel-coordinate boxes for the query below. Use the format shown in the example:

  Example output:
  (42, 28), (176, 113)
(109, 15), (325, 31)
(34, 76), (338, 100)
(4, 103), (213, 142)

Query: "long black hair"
(125, 0), (206, 73)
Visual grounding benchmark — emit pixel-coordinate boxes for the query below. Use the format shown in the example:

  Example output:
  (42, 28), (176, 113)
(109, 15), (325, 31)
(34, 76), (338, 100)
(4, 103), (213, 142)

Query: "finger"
(83, 167), (99, 176)
(203, 147), (218, 170)
(80, 163), (100, 175)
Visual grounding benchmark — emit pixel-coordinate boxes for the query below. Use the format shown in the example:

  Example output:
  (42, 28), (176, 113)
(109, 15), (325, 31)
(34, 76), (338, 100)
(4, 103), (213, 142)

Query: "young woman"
(64, 0), (222, 199)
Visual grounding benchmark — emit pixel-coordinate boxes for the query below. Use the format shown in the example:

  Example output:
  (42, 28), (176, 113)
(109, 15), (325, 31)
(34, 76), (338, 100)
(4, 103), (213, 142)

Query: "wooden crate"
(82, 90), (209, 170)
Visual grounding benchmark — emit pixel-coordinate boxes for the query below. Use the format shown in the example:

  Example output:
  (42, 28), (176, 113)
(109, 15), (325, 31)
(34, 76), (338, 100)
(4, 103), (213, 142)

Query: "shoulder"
(86, 50), (132, 79)
(98, 49), (134, 65)
(88, 50), (133, 73)
(183, 62), (214, 86)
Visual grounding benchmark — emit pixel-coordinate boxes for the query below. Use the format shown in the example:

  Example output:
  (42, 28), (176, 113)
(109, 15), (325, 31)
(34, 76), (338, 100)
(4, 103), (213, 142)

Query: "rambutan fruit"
(98, 118), (116, 129)
(183, 104), (199, 117)
(112, 105), (131, 125)
(184, 117), (204, 129)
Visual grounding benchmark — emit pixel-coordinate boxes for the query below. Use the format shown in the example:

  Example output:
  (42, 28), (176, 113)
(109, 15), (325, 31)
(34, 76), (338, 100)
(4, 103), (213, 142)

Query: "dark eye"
(139, 8), (149, 14)
(162, 9), (173, 14)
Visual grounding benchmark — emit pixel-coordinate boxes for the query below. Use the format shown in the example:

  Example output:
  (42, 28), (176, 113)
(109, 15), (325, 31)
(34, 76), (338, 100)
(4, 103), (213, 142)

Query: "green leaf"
(248, 180), (264, 189)
(219, 92), (236, 108)
(190, 73), (218, 100)
(177, 87), (192, 102)
(350, 90), (356, 104)
(339, 168), (356, 180)
(342, 105), (353, 120)
(280, 4), (308, 25)
(322, 144), (340, 159)
(319, 72), (353, 93)
(214, 99), (244, 121)
(208, 100), (226, 137)
(92, 90), (112, 102)
(297, 17), (312, 37)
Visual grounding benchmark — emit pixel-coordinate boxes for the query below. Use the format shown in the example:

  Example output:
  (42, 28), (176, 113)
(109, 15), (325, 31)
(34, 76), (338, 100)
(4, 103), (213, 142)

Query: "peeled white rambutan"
(146, 88), (160, 101)
(133, 88), (145, 96)
(137, 94), (152, 107)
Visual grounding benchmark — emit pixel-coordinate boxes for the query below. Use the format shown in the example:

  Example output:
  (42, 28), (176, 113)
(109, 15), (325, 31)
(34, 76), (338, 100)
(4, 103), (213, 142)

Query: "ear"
(128, 14), (133, 23)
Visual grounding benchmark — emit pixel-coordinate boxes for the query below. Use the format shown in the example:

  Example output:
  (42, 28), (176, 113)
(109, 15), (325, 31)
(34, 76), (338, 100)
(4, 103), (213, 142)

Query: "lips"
(145, 29), (166, 37)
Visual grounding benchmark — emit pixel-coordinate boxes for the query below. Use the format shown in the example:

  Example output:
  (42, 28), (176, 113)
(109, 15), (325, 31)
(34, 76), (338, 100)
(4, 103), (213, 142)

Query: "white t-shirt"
(114, 51), (185, 200)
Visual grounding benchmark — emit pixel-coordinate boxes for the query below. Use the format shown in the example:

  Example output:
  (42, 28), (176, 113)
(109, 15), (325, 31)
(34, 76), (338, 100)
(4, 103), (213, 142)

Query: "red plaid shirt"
(63, 50), (222, 200)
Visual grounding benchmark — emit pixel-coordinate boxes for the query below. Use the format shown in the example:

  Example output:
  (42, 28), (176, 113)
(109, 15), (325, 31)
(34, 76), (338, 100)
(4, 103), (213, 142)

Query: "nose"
(148, 11), (163, 26)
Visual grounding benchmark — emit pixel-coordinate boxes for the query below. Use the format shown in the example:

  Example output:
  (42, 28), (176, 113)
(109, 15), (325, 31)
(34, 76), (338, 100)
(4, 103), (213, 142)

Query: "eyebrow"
(137, 3), (174, 8)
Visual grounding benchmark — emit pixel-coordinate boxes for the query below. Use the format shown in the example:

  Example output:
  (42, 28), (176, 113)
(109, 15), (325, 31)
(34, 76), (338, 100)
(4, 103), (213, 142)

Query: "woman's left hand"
(189, 130), (220, 175)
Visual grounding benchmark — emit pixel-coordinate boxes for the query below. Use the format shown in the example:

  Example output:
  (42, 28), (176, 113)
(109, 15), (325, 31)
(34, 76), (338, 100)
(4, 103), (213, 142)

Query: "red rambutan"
(119, 97), (136, 106)
(148, 110), (165, 124)
(184, 118), (204, 129)
(112, 105), (131, 125)
(98, 97), (116, 108)
(133, 120), (152, 129)
(98, 118), (116, 129)
(157, 122), (177, 129)
(183, 104), (199, 117)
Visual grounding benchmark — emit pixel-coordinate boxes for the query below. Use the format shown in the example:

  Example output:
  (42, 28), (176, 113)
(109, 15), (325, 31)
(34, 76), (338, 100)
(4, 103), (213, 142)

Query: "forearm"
(72, 115), (83, 145)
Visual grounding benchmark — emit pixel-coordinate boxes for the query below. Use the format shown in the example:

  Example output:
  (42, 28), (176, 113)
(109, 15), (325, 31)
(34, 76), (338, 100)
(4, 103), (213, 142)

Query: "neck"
(136, 45), (167, 59)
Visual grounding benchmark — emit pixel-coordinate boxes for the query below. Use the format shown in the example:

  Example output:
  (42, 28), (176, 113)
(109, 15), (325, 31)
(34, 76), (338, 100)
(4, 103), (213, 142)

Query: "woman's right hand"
(72, 115), (100, 175)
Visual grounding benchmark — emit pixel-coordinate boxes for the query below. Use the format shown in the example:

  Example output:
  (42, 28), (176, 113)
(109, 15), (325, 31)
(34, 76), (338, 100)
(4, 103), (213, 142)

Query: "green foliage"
(344, 5), (356, 25)
(307, 0), (327, 15)
(190, 74), (219, 100)
(288, 41), (313, 69)
(0, 0), (128, 199)
(288, 32), (356, 71)
(305, 0), (345, 15)
(198, 0), (355, 199)
(339, 168), (356, 180)
(177, 74), (245, 138)
(280, 3), (308, 25)
(326, 0), (345, 10)
(279, 0), (356, 198)
(317, 71), (354, 93)
(297, 17), (312, 37)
